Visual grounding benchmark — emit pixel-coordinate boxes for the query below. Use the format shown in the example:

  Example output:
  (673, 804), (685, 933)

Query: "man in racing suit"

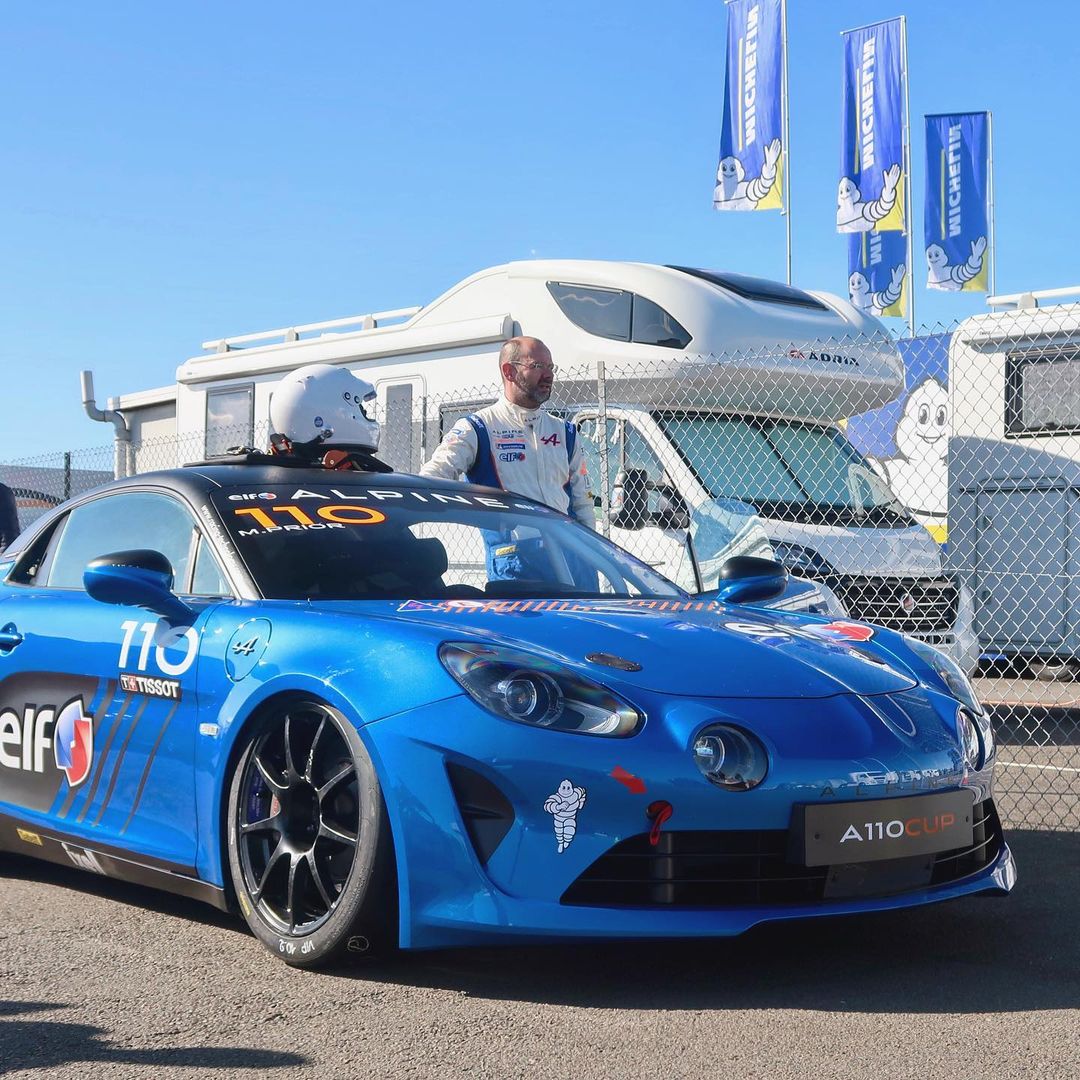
(420, 336), (595, 580)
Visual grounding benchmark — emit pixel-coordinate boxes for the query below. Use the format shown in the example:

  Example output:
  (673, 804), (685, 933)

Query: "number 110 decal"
(119, 620), (199, 677)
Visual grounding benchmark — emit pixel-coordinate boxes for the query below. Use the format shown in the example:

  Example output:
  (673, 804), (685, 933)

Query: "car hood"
(314, 599), (920, 699)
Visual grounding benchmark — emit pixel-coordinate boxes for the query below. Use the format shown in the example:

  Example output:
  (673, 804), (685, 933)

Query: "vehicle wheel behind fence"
(226, 698), (396, 968)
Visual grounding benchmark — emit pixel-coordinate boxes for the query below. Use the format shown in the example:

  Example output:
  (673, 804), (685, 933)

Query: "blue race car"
(0, 462), (1014, 967)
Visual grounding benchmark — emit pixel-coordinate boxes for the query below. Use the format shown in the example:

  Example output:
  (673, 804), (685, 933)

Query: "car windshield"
(655, 413), (913, 528)
(212, 483), (684, 601)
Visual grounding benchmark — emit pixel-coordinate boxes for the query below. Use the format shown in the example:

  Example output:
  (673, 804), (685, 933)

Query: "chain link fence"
(4, 306), (1080, 829)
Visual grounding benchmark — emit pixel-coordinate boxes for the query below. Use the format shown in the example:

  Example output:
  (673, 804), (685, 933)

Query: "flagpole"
(781, 0), (792, 285)
(987, 110), (997, 296)
(900, 15), (915, 336)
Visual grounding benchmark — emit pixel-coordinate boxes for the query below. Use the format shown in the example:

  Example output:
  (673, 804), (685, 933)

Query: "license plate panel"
(792, 790), (975, 867)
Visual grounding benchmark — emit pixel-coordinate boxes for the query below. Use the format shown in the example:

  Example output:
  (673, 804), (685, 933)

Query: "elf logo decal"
(53, 699), (94, 785)
(0, 697), (92, 786)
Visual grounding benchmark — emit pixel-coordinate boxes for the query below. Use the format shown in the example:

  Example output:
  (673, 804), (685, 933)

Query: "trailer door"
(975, 488), (1070, 648)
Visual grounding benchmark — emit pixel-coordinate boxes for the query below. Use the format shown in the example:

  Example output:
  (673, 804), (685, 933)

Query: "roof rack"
(201, 306), (423, 353)
(987, 286), (1080, 310)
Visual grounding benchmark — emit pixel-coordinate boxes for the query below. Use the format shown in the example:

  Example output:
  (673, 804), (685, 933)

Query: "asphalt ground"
(1, 827), (1076, 1080)
(1, 706), (1077, 1079)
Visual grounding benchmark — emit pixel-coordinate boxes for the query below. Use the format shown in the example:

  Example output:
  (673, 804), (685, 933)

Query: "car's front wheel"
(226, 698), (396, 968)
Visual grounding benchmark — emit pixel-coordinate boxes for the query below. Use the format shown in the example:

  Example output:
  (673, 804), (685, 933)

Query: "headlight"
(904, 635), (983, 715)
(691, 723), (769, 790)
(439, 642), (642, 737)
(956, 708), (982, 770)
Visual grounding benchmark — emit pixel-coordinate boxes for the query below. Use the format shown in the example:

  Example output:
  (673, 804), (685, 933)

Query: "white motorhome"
(98, 260), (977, 670)
(948, 287), (1080, 668)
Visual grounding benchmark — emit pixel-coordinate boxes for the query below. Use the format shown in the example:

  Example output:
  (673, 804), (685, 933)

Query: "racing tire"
(226, 697), (397, 969)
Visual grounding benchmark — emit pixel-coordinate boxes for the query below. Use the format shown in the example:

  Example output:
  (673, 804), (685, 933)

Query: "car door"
(577, 415), (696, 590)
(0, 488), (227, 874)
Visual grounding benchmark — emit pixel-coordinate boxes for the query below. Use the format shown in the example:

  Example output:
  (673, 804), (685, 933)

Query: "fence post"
(63, 452), (71, 500)
(597, 360), (610, 539)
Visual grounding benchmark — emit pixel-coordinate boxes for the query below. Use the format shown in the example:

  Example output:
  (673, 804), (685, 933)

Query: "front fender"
(191, 603), (461, 886)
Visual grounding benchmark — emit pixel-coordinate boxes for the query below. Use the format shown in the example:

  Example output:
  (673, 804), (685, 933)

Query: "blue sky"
(3, 0), (1078, 457)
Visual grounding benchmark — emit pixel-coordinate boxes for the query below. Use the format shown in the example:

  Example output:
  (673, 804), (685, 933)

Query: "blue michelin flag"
(847, 230), (907, 317)
(714, 0), (784, 212)
(838, 19), (905, 233)
(924, 113), (990, 292)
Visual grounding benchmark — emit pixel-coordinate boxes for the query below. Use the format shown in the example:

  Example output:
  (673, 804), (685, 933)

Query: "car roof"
(103, 464), (532, 506)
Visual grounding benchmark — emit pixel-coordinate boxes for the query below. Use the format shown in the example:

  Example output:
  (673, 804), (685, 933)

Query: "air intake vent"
(562, 800), (1001, 908)
(446, 763), (515, 865)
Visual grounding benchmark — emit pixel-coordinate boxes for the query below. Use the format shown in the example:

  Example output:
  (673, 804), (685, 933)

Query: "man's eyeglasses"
(511, 361), (558, 374)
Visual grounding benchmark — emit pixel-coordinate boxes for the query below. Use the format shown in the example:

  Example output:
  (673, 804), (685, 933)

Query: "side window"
(190, 536), (232, 597)
(623, 424), (666, 488)
(577, 418), (621, 504)
(46, 492), (197, 590)
(547, 283), (632, 341)
(631, 296), (692, 349)
(206, 384), (254, 458)
(547, 282), (692, 349)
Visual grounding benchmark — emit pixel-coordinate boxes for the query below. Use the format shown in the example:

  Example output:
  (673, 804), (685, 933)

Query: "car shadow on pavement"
(2, 853), (247, 936)
(0, 1001), (308, 1076)
(366, 828), (1080, 1014)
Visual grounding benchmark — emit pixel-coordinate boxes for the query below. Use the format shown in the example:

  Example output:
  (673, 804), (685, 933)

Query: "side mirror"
(653, 484), (691, 531)
(84, 550), (194, 623)
(609, 468), (651, 530)
(712, 555), (789, 605)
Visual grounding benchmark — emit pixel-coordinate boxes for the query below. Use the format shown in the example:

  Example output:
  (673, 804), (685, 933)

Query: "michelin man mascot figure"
(713, 139), (782, 211)
(868, 377), (950, 532)
(848, 263), (906, 317)
(837, 163), (902, 232)
(926, 237), (987, 291)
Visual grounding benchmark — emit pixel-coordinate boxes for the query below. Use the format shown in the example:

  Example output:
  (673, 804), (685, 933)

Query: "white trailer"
(948, 287), (1080, 667)
(94, 259), (978, 669)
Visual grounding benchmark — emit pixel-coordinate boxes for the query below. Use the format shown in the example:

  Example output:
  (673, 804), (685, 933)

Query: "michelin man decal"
(848, 263), (906, 317)
(926, 237), (987, 291)
(713, 139), (782, 211)
(837, 164), (902, 232)
(544, 779), (587, 853)
(867, 377), (950, 524)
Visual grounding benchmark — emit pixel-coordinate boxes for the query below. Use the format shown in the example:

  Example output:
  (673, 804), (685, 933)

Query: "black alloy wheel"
(227, 699), (395, 967)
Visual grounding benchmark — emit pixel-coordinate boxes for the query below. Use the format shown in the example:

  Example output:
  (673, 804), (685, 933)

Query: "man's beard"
(514, 371), (551, 405)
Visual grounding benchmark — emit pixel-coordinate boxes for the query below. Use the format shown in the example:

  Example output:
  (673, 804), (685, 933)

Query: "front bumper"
(362, 689), (1013, 950)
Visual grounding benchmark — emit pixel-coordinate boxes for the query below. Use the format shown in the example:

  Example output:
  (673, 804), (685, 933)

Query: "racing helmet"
(269, 364), (380, 451)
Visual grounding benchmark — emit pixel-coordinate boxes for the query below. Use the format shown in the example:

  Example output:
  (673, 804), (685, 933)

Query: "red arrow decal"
(610, 766), (646, 795)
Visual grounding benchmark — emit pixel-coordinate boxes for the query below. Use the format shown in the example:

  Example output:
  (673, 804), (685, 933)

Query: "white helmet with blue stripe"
(269, 364), (380, 452)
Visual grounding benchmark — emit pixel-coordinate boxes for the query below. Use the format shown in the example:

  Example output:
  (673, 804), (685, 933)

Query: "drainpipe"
(81, 370), (132, 479)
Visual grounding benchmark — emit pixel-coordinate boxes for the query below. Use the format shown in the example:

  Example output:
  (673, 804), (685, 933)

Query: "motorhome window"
(655, 413), (911, 527)
(630, 296), (692, 349)
(1005, 351), (1080, 436)
(547, 283), (632, 341)
(666, 266), (828, 311)
(205, 384), (254, 457)
(439, 401), (496, 438)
